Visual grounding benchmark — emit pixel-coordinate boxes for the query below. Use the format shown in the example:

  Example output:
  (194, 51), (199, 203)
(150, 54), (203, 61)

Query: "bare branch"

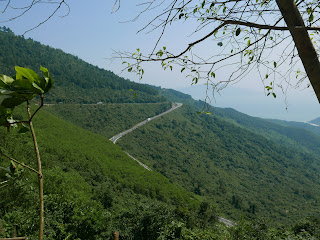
(210, 17), (320, 31)
(23, 0), (68, 35)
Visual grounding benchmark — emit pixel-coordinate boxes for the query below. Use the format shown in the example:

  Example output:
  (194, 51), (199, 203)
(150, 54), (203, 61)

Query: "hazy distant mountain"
(310, 117), (320, 125)
(177, 83), (320, 122)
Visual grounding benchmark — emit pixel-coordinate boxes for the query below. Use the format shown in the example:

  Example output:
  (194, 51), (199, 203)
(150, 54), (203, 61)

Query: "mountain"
(268, 118), (320, 136)
(310, 117), (320, 125)
(0, 29), (166, 104)
(177, 83), (320, 122)
(118, 102), (320, 224)
(2, 28), (320, 238)
(1, 106), (209, 239)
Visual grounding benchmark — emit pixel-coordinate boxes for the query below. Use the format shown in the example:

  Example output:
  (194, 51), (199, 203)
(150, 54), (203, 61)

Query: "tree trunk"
(276, 0), (320, 103)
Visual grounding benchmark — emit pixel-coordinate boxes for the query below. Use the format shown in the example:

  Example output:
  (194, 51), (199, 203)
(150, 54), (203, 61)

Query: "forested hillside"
(45, 102), (171, 138)
(0, 29), (166, 104)
(2, 28), (320, 239)
(118, 103), (320, 224)
(268, 118), (320, 137)
(1, 107), (214, 239)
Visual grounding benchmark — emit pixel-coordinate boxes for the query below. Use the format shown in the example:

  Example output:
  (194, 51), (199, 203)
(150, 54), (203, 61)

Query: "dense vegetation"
(268, 118), (320, 137)
(2, 107), (320, 239)
(117, 104), (320, 224)
(0, 107), (215, 239)
(45, 102), (171, 138)
(0, 28), (166, 104)
(2, 27), (320, 239)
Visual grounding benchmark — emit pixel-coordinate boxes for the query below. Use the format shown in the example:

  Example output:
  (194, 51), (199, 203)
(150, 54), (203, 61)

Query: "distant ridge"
(310, 117), (320, 125)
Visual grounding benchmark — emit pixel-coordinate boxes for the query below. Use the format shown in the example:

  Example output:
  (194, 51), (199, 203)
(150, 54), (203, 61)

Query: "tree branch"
(0, 148), (40, 175)
(209, 17), (320, 31)
(0, 183), (9, 190)
(29, 95), (44, 122)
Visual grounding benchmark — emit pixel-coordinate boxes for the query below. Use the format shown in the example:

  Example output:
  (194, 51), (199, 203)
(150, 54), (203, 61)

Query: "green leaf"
(272, 92), (276, 98)
(9, 161), (16, 174)
(211, 72), (216, 78)
(307, 7), (312, 14)
(273, 61), (277, 68)
(217, 42), (223, 47)
(31, 82), (44, 94)
(40, 66), (54, 93)
(192, 77), (198, 84)
(181, 68), (185, 73)
(128, 89), (137, 98)
(18, 124), (29, 134)
(309, 13), (314, 22)
(156, 50), (164, 57)
(235, 28), (241, 36)
(15, 66), (41, 85)
(201, 0), (205, 8)
(128, 67), (133, 72)
(1, 97), (25, 108)
(0, 75), (14, 86)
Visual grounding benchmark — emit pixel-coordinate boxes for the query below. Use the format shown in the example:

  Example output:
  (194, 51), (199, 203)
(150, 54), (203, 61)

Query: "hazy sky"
(1, 0), (320, 121)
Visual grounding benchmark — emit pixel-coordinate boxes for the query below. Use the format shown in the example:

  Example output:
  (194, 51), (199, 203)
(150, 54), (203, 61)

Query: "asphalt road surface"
(109, 103), (183, 143)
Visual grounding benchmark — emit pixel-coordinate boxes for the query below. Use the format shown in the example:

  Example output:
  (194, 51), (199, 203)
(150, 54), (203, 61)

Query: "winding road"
(109, 102), (183, 144)
(109, 102), (235, 227)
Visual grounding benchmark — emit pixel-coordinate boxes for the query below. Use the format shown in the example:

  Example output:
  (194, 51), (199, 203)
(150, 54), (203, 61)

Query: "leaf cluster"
(0, 66), (53, 128)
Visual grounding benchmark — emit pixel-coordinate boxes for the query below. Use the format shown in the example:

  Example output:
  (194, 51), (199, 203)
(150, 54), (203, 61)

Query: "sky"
(0, 0), (320, 121)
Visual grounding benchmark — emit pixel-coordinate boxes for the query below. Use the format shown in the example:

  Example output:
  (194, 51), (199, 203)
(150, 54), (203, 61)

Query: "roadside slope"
(118, 104), (320, 224)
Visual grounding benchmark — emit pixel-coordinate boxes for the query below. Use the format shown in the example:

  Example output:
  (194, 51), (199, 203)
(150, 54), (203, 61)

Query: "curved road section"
(110, 102), (235, 227)
(109, 102), (183, 144)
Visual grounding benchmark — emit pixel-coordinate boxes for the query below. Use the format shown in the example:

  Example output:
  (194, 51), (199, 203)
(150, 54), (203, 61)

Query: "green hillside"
(2, 27), (320, 239)
(1, 106), (211, 239)
(45, 102), (171, 138)
(268, 118), (320, 136)
(117, 104), (320, 224)
(0, 29), (166, 104)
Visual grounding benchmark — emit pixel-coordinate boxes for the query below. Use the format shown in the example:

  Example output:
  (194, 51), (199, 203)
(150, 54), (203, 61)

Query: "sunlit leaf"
(15, 66), (41, 85)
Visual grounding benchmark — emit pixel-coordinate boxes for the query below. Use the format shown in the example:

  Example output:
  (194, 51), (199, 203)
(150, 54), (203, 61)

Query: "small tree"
(0, 66), (53, 240)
